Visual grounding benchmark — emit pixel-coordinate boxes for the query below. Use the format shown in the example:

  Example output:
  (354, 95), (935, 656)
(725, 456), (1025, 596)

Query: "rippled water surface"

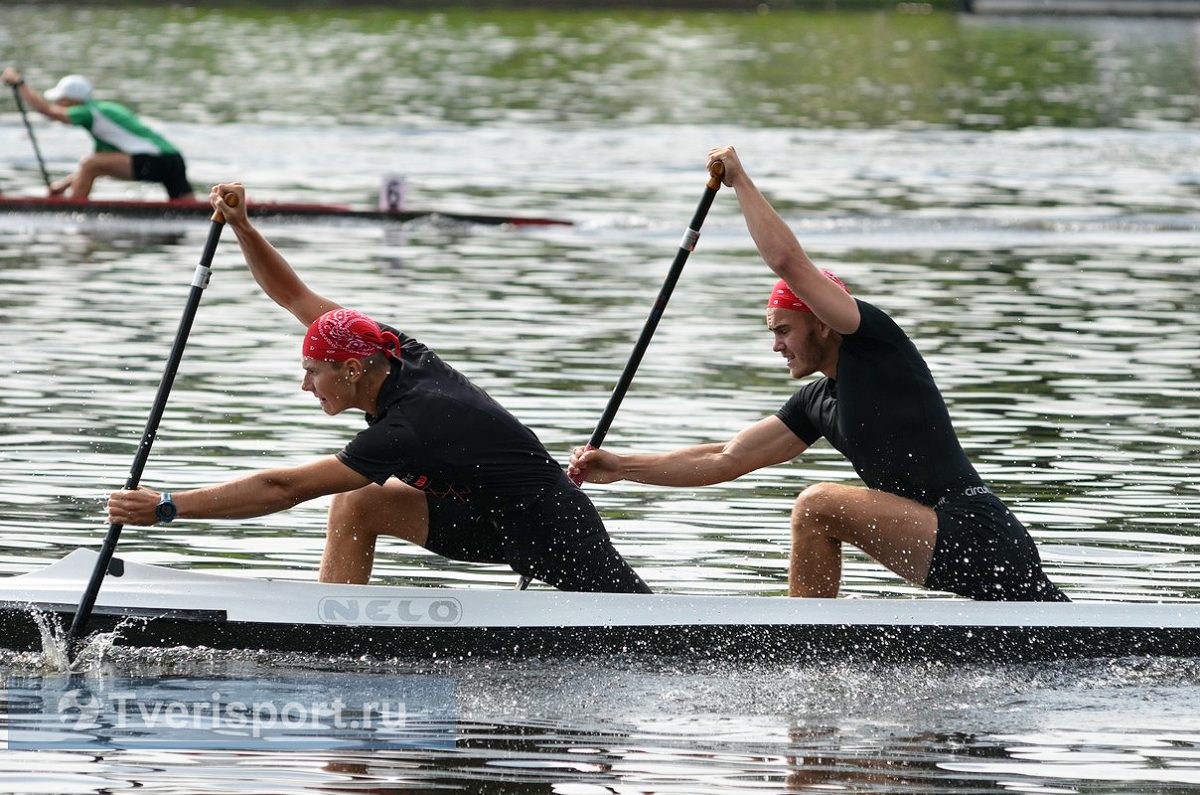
(1, 5), (1199, 793)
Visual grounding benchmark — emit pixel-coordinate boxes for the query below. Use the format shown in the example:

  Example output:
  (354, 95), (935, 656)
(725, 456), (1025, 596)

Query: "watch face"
(155, 499), (177, 522)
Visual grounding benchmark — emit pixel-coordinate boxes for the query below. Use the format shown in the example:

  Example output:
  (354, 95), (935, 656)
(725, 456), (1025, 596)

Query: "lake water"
(2, 5), (1200, 793)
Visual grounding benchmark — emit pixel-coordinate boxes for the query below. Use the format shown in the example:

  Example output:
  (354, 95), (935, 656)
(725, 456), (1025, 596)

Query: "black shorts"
(925, 491), (1068, 602)
(423, 473), (651, 594)
(131, 152), (192, 199)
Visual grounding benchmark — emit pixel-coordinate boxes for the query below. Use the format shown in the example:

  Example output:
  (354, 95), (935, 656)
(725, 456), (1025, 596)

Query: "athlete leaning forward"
(106, 183), (650, 594)
(570, 146), (1068, 602)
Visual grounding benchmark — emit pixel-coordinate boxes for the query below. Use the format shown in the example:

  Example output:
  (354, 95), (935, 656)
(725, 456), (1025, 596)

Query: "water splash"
(28, 606), (69, 672)
(20, 606), (152, 674)
(67, 616), (152, 672)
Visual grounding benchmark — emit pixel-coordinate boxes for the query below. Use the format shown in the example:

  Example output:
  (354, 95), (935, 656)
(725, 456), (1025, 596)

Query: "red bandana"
(303, 309), (401, 362)
(766, 271), (850, 313)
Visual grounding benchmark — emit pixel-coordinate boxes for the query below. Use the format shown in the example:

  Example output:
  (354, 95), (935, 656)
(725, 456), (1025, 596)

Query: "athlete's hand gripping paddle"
(516, 163), (724, 591)
(64, 194), (238, 662)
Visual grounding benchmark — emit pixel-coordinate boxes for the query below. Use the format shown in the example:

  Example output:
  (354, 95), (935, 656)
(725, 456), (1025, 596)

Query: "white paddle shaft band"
(191, 264), (212, 289)
(679, 227), (700, 252)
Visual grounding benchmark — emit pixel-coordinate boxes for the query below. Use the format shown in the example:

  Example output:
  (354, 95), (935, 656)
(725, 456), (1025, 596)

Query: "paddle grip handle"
(707, 160), (725, 190)
(211, 191), (239, 224)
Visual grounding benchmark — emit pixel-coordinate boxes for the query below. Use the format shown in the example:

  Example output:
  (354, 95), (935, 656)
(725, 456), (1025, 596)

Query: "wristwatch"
(155, 492), (178, 524)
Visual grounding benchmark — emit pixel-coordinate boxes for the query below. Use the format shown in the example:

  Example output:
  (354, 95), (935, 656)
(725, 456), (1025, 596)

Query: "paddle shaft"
(516, 164), (723, 591)
(64, 199), (235, 660)
(10, 83), (53, 191)
(571, 162), (723, 483)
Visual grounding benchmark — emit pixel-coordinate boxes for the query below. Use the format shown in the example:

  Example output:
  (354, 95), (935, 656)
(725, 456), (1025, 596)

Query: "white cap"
(44, 74), (92, 103)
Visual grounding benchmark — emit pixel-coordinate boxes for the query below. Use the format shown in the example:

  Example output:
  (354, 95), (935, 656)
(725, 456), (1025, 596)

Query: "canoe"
(0, 195), (572, 227)
(2, 550), (1199, 662)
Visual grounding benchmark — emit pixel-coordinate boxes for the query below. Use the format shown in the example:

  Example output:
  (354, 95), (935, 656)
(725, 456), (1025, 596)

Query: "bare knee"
(329, 482), (429, 547)
(792, 482), (851, 531)
(77, 155), (101, 176)
(328, 488), (378, 536)
(77, 153), (132, 182)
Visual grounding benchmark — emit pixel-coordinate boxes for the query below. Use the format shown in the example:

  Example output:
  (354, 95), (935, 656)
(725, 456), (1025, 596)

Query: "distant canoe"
(3, 550), (1200, 662)
(0, 195), (573, 227)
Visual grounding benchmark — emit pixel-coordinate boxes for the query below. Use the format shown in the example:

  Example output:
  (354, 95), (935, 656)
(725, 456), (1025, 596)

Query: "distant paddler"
(105, 183), (650, 595)
(2, 67), (194, 201)
(570, 145), (1069, 603)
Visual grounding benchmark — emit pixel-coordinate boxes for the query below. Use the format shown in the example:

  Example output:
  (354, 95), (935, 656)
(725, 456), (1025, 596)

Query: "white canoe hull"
(2, 550), (1198, 660)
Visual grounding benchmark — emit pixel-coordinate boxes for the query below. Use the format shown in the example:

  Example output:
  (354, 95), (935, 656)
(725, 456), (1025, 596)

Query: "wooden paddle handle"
(211, 191), (239, 224)
(707, 160), (725, 190)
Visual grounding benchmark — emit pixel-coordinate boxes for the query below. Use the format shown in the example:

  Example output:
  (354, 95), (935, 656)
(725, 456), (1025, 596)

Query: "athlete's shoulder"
(796, 375), (833, 397)
(779, 376), (832, 413)
(852, 298), (892, 324)
(91, 99), (144, 125)
(845, 298), (911, 342)
(64, 103), (93, 126)
(92, 99), (134, 114)
(776, 377), (833, 444)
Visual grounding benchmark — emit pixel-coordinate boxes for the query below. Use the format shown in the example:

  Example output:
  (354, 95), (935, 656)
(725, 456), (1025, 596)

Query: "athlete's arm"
(106, 456), (372, 525)
(210, 183), (340, 327)
(569, 416), (809, 487)
(1, 70), (70, 123)
(707, 146), (860, 335)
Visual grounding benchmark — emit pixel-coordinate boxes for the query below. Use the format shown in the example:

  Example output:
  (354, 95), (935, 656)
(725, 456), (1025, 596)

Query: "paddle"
(64, 193), (238, 661)
(10, 82), (53, 192)
(516, 161), (725, 590)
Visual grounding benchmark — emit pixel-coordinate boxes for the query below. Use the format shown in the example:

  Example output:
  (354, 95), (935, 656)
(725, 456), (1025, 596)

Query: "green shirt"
(64, 100), (179, 156)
